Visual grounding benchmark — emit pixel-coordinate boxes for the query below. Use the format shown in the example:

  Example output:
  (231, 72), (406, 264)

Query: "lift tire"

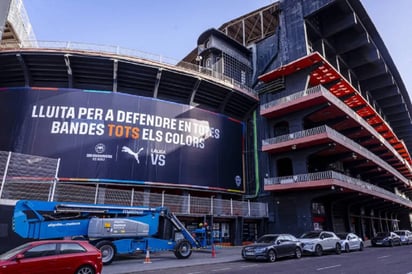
(174, 239), (192, 259)
(95, 240), (116, 265)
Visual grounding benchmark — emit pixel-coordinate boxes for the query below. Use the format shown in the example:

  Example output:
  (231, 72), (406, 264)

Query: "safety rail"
(0, 40), (257, 99)
(1, 181), (268, 218)
(261, 84), (412, 174)
(262, 125), (411, 186)
(264, 170), (412, 207)
(0, 151), (268, 218)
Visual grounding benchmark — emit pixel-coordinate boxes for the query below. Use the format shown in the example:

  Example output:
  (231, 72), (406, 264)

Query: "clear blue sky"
(23, 0), (411, 95)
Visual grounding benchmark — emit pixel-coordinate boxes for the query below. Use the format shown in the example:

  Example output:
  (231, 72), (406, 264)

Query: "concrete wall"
(0, 0), (12, 39)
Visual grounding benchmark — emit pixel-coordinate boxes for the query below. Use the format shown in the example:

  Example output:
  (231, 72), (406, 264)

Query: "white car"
(394, 230), (412, 245)
(336, 232), (364, 252)
(299, 231), (341, 256)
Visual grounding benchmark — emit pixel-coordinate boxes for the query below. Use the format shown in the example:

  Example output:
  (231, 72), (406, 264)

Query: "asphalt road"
(103, 244), (412, 274)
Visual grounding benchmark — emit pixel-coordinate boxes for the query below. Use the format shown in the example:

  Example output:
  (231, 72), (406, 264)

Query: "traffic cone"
(143, 249), (152, 264)
(211, 244), (216, 258)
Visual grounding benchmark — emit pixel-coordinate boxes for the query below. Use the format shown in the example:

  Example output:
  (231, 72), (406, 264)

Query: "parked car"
(299, 230), (341, 256)
(336, 232), (364, 252)
(394, 230), (412, 245)
(242, 234), (302, 262)
(371, 232), (401, 247)
(0, 240), (102, 274)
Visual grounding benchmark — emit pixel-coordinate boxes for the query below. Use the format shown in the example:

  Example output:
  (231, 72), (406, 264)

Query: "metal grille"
(0, 151), (59, 200)
(0, 151), (268, 217)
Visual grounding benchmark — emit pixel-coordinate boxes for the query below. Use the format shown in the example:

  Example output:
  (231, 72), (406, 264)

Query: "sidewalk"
(102, 246), (244, 274)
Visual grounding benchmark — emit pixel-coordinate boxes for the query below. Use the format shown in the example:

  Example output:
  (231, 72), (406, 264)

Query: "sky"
(23, 0), (412, 95)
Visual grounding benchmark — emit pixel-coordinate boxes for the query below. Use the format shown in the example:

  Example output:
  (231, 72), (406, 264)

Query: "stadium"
(1, 0), (412, 252)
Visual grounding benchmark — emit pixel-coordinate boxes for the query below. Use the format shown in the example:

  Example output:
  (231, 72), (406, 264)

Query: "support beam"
(16, 53), (29, 87)
(153, 68), (163, 98)
(369, 86), (399, 100)
(322, 12), (357, 37)
(112, 59), (118, 92)
(189, 78), (201, 105)
(220, 92), (233, 113)
(64, 54), (73, 88)
(335, 32), (370, 54)
(361, 74), (394, 91)
(343, 47), (380, 69)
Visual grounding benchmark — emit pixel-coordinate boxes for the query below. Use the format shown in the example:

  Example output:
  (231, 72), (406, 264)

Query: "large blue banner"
(0, 88), (244, 192)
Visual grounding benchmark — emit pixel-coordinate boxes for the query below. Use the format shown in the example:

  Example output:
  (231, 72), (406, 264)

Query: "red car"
(0, 240), (102, 274)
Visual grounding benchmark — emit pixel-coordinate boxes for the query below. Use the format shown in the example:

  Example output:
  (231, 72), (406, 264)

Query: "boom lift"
(13, 200), (202, 264)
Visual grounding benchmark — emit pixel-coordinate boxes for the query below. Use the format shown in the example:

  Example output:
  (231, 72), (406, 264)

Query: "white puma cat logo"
(122, 146), (144, 164)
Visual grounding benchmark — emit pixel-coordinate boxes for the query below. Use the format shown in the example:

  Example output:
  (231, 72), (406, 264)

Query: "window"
(277, 158), (293, 177)
(273, 121), (289, 137)
(322, 233), (332, 239)
(60, 243), (86, 254)
(277, 235), (285, 243)
(312, 202), (325, 215)
(24, 244), (57, 258)
(205, 58), (211, 68)
(241, 70), (246, 85)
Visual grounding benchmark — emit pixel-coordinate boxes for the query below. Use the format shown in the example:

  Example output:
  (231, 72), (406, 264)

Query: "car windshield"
(336, 233), (348, 240)
(300, 231), (321, 238)
(395, 231), (405, 236)
(256, 235), (278, 243)
(0, 243), (31, 260)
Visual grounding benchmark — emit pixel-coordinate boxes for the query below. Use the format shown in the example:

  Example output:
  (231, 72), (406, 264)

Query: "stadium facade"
(1, 0), (412, 251)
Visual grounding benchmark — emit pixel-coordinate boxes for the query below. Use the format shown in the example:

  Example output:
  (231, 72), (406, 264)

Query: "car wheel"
(295, 247), (302, 259)
(95, 240), (116, 265)
(335, 243), (341, 255)
(267, 249), (277, 262)
(76, 265), (95, 274)
(315, 245), (323, 256)
(344, 243), (350, 253)
(359, 242), (364, 251)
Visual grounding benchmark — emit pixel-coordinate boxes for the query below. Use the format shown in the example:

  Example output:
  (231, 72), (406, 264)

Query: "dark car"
(242, 234), (302, 262)
(0, 240), (102, 274)
(371, 232), (402, 247)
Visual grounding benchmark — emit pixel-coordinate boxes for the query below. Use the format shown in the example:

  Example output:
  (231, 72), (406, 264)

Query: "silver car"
(394, 230), (412, 245)
(299, 231), (341, 256)
(336, 232), (364, 252)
